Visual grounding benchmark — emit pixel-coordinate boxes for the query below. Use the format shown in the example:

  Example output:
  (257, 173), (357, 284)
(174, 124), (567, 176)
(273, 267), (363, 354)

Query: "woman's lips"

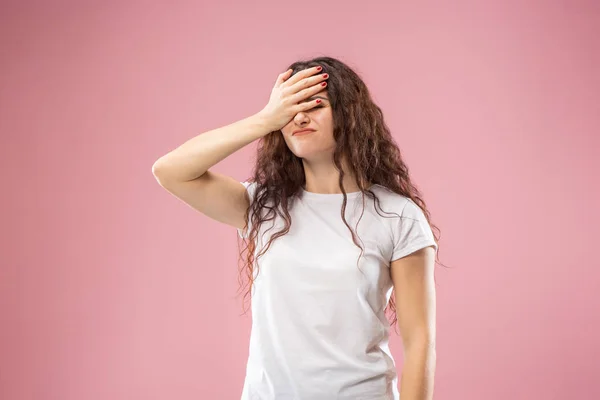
(293, 129), (316, 136)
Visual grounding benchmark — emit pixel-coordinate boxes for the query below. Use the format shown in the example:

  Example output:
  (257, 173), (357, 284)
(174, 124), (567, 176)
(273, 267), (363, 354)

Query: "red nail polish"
(316, 66), (322, 71)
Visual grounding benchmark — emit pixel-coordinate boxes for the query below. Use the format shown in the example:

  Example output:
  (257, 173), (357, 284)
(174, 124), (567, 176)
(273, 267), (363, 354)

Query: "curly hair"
(236, 56), (447, 333)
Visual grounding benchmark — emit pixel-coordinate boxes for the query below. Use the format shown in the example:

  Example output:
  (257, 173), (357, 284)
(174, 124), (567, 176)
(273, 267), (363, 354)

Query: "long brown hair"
(237, 56), (447, 332)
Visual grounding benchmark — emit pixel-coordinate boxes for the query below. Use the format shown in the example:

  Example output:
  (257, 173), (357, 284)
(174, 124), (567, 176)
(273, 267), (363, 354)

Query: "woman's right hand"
(258, 66), (329, 133)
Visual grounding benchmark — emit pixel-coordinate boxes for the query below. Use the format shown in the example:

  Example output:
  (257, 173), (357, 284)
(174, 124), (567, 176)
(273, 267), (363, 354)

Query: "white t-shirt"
(237, 182), (437, 400)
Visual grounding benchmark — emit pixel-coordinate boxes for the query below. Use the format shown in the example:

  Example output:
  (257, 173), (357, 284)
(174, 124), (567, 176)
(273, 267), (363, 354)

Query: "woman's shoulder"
(369, 184), (411, 205)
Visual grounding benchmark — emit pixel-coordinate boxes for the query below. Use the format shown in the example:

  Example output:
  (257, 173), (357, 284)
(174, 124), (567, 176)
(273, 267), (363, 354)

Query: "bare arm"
(390, 246), (437, 400)
(152, 65), (326, 183)
(150, 66), (327, 231)
(150, 113), (276, 230)
(151, 112), (275, 183)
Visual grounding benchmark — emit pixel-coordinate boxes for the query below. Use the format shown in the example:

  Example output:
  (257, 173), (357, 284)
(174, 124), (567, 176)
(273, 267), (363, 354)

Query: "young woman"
(153, 56), (441, 400)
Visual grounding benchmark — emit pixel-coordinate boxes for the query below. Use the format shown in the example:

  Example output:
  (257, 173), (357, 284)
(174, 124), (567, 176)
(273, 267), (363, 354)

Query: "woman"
(153, 56), (441, 400)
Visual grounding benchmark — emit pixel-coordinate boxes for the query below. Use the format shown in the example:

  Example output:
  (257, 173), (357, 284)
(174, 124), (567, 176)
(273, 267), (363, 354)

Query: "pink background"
(1, 1), (598, 399)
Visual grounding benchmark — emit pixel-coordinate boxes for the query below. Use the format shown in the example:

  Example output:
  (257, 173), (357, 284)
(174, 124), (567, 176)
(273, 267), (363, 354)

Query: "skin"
(280, 89), (366, 194)
(391, 246), (437, 400)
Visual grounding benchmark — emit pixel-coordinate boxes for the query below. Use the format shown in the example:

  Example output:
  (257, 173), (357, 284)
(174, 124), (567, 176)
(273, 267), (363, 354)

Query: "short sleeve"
(237, 181), (257, 239)
(390, 199), (438, 262)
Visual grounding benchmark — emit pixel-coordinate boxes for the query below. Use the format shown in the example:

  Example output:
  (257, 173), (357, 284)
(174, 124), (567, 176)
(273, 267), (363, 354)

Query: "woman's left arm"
(390, 245), (437, 400)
